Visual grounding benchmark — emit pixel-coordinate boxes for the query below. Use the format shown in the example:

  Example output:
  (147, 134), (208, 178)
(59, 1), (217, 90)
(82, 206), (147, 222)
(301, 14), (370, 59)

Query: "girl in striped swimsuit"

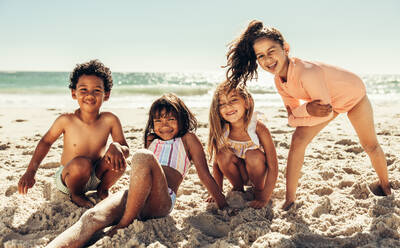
(48, 93), (227, 248)
(208, 81), (278, 209)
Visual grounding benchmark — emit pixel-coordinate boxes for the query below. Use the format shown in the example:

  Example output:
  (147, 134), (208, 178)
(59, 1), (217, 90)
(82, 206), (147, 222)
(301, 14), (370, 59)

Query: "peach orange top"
(274, 57), (366, 127)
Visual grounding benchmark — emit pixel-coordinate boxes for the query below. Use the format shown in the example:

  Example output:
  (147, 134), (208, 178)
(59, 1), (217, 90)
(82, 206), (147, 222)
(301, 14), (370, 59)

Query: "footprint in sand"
(188, 214), (230, 238)
(312, 186), (333, 196)
(5, 185), (18, 197)
(350, 182), (371, 199)
(0, 143), (10, 150)
(345, 147), (364, 154)
(335, 139), (358, 146)
(342, 167), (361, 175)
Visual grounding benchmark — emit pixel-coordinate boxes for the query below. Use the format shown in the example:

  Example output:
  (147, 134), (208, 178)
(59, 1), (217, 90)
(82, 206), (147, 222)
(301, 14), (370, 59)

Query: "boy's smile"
(72, 75), (109, 114)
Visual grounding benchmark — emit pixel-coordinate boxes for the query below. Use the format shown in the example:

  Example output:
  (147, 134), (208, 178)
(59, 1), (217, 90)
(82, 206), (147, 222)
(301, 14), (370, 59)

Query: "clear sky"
(0, 0), (399, 74)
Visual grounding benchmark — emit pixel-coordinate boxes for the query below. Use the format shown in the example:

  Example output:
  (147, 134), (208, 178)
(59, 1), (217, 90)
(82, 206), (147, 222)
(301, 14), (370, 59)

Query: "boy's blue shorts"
(54, 165), (101, 195)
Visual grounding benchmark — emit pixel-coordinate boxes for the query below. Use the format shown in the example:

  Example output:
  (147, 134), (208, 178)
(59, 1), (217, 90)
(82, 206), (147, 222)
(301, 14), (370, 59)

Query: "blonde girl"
(208, 81), (278, 209)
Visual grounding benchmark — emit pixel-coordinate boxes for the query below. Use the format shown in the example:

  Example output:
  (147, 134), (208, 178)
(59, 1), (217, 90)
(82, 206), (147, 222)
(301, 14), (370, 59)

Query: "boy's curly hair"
(69, 59), (113, 92)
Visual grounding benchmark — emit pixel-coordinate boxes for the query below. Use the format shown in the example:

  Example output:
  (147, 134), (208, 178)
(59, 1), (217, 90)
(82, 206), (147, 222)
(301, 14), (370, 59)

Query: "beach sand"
(1, 102), (400, 248)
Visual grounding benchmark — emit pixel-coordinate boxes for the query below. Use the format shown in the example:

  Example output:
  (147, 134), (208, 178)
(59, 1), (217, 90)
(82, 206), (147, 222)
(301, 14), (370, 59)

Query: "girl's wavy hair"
(144, 93), (197, 148)
(207, 81), (254, 161)
(226, 20), (286, 88)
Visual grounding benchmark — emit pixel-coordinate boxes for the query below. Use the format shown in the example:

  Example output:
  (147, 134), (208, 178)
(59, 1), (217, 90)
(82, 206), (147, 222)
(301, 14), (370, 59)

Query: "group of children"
(17, 20), (391, 247)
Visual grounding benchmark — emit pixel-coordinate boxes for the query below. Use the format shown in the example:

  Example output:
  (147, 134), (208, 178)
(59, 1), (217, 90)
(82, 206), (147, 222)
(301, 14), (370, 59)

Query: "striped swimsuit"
(148, 137), (191, 212)
(148, 137), (191, 178)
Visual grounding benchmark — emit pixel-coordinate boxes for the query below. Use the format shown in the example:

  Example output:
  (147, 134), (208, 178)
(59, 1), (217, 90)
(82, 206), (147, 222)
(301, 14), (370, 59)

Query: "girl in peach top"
(225, 20), (391, 210)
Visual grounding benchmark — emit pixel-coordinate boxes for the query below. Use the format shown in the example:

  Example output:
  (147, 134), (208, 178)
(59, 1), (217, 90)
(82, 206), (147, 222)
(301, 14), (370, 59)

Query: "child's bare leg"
(62, 157), (94, 208)
(47, 190), (128, 248)
(95, 159), (126, 200)
(284, 118), (335, 210)
(347, 96), (391, 195)
(216, 150), (245, 191)
(245, 149), (267, 208)
(114, 149), (171, 230)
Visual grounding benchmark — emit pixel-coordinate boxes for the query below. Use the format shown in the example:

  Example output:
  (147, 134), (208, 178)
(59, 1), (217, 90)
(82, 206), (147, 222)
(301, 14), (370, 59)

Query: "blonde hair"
(207, 81), (254, 161)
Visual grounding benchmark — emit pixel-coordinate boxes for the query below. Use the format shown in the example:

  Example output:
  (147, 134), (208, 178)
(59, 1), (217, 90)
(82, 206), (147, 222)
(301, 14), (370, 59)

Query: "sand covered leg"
(113, 149), (171, 230)
(46, 190), (128, 248)
(347, 96), (391, 195)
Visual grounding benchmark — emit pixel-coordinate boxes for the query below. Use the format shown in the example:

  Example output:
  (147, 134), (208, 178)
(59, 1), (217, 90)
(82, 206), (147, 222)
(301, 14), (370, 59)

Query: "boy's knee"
(131, 149), (157, 168)
(65, 157), (92, 178)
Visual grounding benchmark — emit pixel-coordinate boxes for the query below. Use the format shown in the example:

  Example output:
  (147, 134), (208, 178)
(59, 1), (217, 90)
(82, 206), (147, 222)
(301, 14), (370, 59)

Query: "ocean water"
(0, 71), (399, 109)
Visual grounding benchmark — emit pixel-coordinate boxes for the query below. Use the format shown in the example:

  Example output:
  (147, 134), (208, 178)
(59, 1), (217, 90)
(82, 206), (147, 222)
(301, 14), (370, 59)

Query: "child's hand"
(104, 142), (126, 171)
(18, 171), (36, 194)
(306, 100), (332, 117)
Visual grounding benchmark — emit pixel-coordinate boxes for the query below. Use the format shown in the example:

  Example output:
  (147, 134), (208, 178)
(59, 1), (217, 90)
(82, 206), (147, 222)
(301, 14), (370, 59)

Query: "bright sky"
(0, 0), (399, 74)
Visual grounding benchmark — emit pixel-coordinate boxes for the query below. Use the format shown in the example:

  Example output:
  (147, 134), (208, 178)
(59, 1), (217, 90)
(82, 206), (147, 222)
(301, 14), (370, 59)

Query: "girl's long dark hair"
(226, 20), (286, 88)
(144, 93), (197, 148)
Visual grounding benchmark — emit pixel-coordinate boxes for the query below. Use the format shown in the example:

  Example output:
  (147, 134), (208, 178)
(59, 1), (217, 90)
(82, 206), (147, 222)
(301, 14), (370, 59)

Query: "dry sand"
(1, 101), (400, 248)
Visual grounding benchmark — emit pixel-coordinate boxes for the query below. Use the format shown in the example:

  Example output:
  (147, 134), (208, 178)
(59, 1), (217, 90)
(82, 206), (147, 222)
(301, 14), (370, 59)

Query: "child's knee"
(131, 149), (157, 169)
(80, 209), (105, 229)
(361, 142), (380, 154)
(64, 157), (92, 179)
(291, 131), (310, 148)
(245, 151), (265, 173)
(216, 150), (235, 167)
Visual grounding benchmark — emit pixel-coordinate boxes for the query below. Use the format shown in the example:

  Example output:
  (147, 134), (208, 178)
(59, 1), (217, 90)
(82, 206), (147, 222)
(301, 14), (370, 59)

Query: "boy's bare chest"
(63, 121), (111, 152)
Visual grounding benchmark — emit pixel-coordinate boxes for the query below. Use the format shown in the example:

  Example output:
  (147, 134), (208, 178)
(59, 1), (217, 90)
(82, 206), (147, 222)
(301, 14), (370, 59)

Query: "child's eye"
(168, 117), (176, 121)
(257, 55), (264, 59)
(154, 119), (161, 123)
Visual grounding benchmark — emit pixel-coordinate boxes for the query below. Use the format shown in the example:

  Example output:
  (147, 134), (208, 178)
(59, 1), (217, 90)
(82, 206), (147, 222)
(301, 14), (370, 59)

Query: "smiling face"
(72, 75), (109, 114)
(218, 90), (248, 124)
(153, 109), (179, 141)
(253, 38), (289, 79)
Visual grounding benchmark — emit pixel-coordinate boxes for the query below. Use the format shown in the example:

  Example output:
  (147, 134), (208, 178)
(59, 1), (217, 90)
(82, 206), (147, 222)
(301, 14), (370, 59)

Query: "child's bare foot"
(71, 194), (94, 208)
(380, 183), (392, 196)
(249, 199), (268, 209)
(97, 188), (109, 200)
(249, 188), (268, 209)
(282, 200), (294, 211)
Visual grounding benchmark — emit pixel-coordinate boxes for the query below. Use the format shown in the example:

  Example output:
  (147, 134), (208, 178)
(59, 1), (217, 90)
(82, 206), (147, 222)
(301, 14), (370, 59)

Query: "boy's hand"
(18, 171), (36, 194)
(104, 142), (126, 171)
(306, 100), (332, 117)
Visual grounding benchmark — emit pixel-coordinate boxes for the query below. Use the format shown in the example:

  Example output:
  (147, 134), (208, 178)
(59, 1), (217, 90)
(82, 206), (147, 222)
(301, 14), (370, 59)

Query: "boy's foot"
(282, 200), (294, 211)
(71, 194), (94, 208)
(97, 188), (109, 200)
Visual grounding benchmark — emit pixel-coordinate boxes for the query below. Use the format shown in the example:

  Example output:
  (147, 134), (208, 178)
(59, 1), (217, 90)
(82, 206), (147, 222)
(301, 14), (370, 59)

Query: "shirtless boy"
(18, 60), (129, 207)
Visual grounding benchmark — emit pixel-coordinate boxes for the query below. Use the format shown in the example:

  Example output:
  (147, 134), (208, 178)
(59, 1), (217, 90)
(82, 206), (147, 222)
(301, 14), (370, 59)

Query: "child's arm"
(256, 121), (278, 204)
(183, 133), (227, 209)
(275, 66), (334, 127)
(212, 160), (223, 191)
(18, 115), (66, 194)
(105, 113), (130, 171)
